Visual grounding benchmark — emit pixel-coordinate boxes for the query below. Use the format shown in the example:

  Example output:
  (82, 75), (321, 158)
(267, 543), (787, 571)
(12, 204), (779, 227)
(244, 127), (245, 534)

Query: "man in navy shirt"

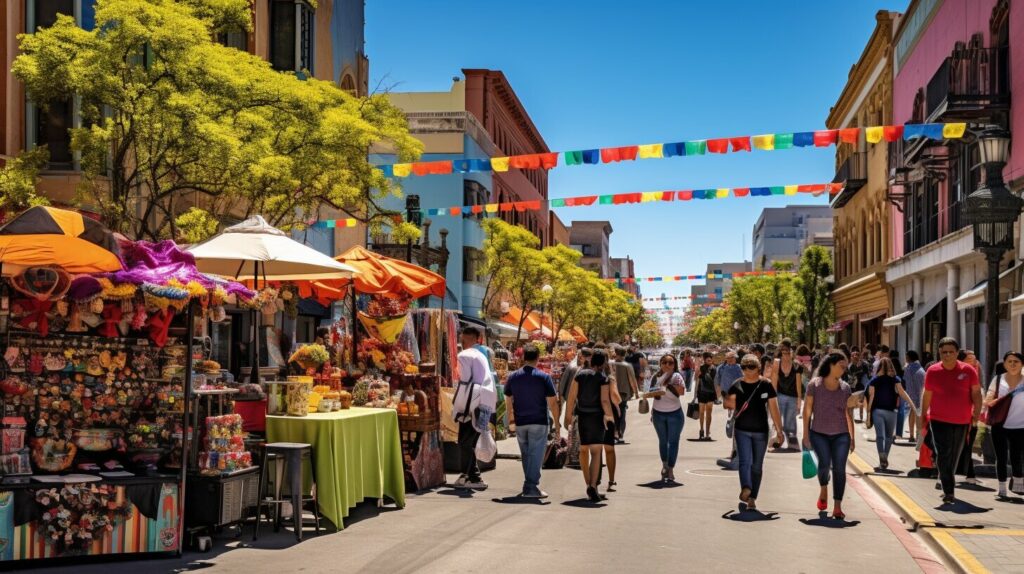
(505, 343), (560, 498)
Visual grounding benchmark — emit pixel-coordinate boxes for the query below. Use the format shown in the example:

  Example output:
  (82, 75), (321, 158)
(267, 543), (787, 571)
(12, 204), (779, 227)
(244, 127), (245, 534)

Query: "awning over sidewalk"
(826, 319), (853, 333)
(882, 310), (915, 327)
(858, 310), (887, 323)
(489, 320), (528, 340)
(955, 263), (1019, 311)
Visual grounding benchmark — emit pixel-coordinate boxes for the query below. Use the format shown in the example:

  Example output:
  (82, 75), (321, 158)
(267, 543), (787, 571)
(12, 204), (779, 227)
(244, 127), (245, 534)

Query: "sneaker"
(964, 477), (982, 486)
(586, 486), (601, 502)
(942, 494), (956, 504)
(998, 481), (1008, 498)
(699, 430), (705, 441)
(522, 489), (548, 499)
(465, 478), (487, 490)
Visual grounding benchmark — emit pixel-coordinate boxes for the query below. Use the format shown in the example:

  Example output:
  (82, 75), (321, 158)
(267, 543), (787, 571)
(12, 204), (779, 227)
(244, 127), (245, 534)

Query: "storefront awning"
(1012, 293), (1024, 316)
(859, 310), (887, 322)
(955, 263), (1019, 312)
(489, 320), (528, 340)
(826, 319), (853, 333)
(882, 310), (914, 327)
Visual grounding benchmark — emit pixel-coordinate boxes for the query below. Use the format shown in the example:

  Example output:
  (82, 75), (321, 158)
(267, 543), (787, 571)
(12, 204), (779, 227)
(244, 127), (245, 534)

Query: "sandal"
(607, 481), (617, 492)
(816, 497), (828, 512)
(832, 511), (846, 520)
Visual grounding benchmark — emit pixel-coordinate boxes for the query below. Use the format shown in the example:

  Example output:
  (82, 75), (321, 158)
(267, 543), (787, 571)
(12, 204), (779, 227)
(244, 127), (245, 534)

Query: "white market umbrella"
(186, 215), (358, 281)
(186, 216), (358, 384)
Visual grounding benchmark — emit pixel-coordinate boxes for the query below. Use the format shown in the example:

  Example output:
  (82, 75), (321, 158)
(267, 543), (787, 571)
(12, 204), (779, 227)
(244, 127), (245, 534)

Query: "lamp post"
(733, 321), (740, 344)
(541, 284), (553, 347)
(963, 126), (1023, 385)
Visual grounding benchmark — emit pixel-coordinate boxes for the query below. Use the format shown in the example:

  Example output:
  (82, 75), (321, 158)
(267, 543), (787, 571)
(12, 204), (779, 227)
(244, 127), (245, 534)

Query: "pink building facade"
(885, 0), (1019, 369)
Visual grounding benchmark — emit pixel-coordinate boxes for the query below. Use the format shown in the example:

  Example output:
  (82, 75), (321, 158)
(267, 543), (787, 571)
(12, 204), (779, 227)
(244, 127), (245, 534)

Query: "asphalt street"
(23, 407), (948, 574)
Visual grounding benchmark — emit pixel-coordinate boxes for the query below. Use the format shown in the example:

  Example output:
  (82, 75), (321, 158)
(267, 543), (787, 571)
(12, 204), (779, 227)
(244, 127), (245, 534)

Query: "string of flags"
(375, 122), (968, 178)
(614, 270), (791, 284)
(310, 184), (842, 228)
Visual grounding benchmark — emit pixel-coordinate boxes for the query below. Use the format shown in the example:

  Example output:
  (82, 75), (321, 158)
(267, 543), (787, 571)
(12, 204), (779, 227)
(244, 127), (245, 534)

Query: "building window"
(463, 180), (488, 221)
(463, 246), (483, 283)
(27, 0), (76, 170)
(216, 27), (248, 51)
(270, 0), (314, 75)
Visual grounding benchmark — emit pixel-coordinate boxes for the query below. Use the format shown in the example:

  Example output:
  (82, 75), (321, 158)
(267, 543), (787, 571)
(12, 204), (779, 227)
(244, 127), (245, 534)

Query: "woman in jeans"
(680, 349), (696, 392)
(802, 352), (853, 520)
(868, 358), (915, 470)
(770, 340), (803, 450)
(724, 354), (784, 511)
(643, 354), (686, 482)
(985, 351), (1024, 498)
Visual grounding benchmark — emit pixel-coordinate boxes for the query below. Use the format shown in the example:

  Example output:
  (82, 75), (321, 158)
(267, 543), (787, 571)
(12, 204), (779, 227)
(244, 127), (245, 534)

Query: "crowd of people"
(452, 325), (1024, 517)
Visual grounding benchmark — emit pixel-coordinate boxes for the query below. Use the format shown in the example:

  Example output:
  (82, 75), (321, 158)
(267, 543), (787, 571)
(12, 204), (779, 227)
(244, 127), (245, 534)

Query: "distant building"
(549, 211), (570, 247)
(703, 261), (753, 301)
(751, 206), (834, 270)
(611, 257), (640, 298)
(377, 71), (548, 318)
(569, 221), (613, 278)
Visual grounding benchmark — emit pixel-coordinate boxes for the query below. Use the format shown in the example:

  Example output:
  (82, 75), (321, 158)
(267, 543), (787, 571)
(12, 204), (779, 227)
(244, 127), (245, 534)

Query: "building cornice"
(463, 69), (549, 153)
(826, 11), (900, 128)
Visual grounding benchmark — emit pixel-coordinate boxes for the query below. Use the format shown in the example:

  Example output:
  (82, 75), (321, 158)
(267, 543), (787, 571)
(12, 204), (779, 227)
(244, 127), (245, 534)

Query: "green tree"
(632, 319), (664, 349)
(684, 307), (734, 345)
(797, 245), (834, 346)
(725, 275), (801, 343)
(480, 218), (541, 314)
(506, 248), (553, 341)
(14, 0), (421, 240)
(0, 148), (51, 215)
(543, 244), (594, 339)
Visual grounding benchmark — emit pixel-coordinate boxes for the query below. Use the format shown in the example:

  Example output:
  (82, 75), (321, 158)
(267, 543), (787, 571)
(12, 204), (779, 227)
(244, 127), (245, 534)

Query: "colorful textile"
(752, 134), (774, 150)
(638, 143), (664, 158)
(730, 137), (752, 152)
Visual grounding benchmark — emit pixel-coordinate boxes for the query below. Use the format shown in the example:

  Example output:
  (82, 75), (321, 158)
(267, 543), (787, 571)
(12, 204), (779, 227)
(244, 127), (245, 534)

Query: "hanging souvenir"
(10, 266), (71, 301)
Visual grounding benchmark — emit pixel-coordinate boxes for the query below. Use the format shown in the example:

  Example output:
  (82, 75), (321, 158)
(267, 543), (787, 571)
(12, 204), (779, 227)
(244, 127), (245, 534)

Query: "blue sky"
(366, 0), (905, 310)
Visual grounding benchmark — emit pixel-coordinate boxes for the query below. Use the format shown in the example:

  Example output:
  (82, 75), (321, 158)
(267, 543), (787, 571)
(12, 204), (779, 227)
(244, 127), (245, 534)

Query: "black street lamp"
(962, 126), (1023, 384)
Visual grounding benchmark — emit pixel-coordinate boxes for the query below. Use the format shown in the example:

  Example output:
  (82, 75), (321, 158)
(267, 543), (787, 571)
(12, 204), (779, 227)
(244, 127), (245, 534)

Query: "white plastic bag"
(475, 430), (497, 462)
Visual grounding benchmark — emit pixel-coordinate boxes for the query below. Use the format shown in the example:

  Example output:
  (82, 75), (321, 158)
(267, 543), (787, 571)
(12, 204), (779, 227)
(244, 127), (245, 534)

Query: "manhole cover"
(686, 468), (735, 477)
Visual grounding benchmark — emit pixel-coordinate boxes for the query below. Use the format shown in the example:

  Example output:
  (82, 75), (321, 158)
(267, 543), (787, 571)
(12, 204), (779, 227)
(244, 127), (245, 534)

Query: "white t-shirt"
(994, 375), (1024, 429)
(652, 372), (686, 413)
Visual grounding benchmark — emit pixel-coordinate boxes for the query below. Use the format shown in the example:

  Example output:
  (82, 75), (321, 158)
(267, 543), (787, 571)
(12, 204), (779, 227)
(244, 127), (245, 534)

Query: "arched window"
(340, 74), (356, 94)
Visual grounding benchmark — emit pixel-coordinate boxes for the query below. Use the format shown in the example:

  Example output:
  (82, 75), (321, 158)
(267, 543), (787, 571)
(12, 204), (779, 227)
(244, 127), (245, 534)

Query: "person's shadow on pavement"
(636, 480), (683, 489)
(437, 488), (476, 499)
(935, 499), (991, 514)
(799, 514), (861, 528)
(721, 509), (780, 522)
(562, 498), (607, 509)
(492, 496), (551, 506)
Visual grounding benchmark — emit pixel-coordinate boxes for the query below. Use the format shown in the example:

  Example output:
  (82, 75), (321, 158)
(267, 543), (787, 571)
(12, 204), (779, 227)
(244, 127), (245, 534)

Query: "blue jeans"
(516, 424), (549, 493)
(777, 394), (799, 441)
(873, 409), (898, 457)
(652, 408), (684, 468)
(735, 430), (768, 499)
(809, 430), (850, 500)
(681, 369), (694, 392)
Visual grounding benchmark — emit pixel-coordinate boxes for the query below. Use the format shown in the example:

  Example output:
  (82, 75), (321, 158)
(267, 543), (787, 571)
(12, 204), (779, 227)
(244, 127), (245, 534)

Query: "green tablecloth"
(265, 408), (406, 529)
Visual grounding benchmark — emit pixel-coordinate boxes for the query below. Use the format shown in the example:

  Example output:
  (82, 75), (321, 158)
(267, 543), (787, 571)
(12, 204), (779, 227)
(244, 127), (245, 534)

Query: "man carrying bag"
(452, 326), (497, 490)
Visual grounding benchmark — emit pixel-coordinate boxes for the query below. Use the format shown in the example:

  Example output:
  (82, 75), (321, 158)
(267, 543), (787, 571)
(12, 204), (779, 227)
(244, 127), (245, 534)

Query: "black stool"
(253, 442), (321, 541)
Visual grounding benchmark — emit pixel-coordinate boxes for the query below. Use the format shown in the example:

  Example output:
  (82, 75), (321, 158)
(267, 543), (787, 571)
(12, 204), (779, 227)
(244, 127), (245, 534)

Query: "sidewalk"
(850, 424), (1024, 574)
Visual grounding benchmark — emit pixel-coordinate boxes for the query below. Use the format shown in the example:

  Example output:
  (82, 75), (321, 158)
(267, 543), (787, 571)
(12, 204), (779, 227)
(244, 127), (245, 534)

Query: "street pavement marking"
(944, 529), (1024, 537)
(849, 452), (936, 529)
(925, 529), (992, 574)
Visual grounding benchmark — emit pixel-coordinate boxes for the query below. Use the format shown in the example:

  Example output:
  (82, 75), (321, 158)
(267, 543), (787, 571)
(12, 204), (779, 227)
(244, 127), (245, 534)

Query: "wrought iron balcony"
(830, 151), (868, 208)
(926, 46), (1009, 122)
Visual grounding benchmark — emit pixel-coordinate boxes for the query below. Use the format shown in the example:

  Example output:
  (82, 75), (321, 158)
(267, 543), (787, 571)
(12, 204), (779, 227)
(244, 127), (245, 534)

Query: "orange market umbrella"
(317, 246), (445, 298)
(0, 206), (122, 274)
(501, 306), (541, 332)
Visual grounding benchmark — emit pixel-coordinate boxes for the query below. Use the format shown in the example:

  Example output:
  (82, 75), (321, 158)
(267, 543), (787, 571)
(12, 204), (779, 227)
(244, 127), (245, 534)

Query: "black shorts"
(697, 390), (718, 404)
(578, 412), (615, 445)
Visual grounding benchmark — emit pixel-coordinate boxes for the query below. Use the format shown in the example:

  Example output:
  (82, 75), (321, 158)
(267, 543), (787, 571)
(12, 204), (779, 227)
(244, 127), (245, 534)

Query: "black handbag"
(686, 400), (700, 420)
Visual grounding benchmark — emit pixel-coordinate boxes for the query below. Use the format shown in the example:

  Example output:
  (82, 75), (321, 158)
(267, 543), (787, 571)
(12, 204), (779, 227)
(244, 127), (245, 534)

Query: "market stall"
(0, 207), (251, 565)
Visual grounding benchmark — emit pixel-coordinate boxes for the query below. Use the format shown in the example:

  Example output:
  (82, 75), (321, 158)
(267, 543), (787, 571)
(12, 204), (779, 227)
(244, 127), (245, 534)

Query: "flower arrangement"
(289, 344), (330, 371)
(35, 483), (130, 555)
(366, 293), (411, 318)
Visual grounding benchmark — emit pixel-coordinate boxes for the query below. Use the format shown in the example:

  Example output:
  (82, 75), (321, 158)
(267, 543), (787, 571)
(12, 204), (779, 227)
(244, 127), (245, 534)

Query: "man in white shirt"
(452, 326), (496, 490)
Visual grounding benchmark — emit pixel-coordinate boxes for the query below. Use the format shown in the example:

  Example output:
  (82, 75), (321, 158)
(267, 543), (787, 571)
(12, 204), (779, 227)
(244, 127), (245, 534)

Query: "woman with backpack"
(724, 354), (784, 511)
(802, 352), (854, 520)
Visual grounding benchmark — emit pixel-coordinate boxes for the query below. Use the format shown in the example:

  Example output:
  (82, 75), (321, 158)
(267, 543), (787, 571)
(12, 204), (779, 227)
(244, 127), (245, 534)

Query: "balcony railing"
(830, 151), (868, 208)
(926, 46), (1009, 121)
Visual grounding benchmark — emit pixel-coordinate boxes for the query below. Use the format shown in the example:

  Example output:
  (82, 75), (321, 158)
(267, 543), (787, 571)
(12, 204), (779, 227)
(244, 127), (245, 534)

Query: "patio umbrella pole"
(250, 261), (260, 385)
(351, 284), (358, 367)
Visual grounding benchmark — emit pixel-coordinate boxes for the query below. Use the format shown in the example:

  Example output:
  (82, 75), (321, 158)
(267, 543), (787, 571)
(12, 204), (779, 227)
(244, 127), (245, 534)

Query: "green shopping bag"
(801, 448), (818, 479)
